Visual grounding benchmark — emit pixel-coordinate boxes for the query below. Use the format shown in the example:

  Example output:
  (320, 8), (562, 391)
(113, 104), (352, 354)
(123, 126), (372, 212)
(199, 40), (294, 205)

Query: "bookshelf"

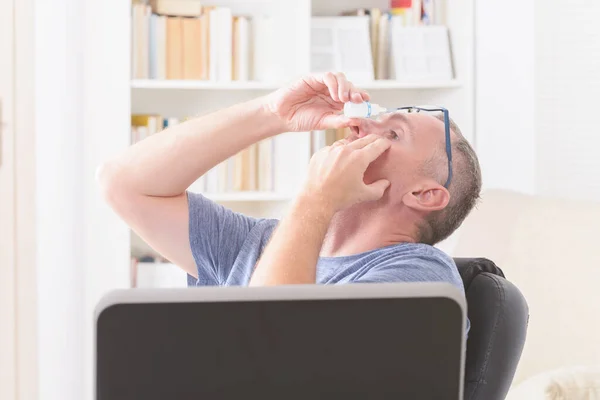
(131, 79), (462, 91)
(123, 0), (475, 285)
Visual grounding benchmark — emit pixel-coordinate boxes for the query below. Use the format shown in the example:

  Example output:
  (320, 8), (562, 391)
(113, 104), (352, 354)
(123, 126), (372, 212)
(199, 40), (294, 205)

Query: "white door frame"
(1, 0), (37, 399)
(2, 0), (132, 398)
(0, 0), (17, 396)
(14, 0), (37, 398)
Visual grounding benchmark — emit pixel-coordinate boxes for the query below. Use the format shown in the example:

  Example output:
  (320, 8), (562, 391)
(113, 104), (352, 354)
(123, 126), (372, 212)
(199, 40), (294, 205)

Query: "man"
(98, 72), (481, 292)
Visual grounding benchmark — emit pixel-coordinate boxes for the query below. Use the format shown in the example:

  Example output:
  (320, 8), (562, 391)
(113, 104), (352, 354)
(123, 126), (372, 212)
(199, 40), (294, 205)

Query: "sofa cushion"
(452, 190), (600, 384)
(506, 365), (600, 400)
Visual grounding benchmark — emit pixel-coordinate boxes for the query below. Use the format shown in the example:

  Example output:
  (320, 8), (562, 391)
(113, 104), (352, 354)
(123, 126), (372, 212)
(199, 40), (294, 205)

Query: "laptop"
(95, 282), (466, 400)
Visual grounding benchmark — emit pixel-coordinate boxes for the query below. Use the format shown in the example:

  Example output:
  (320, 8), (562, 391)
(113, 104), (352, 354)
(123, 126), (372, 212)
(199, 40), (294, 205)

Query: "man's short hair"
(418, 116), (482, 245)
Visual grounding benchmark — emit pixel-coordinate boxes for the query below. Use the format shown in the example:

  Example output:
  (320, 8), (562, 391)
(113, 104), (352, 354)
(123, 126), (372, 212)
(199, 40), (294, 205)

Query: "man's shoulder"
(377, 242), (455, 265)
(369, 243), (462, 286)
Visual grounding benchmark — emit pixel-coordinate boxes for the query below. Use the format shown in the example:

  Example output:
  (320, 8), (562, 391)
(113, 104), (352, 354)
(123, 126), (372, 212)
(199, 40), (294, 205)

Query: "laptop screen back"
(96, 289), (464, 399)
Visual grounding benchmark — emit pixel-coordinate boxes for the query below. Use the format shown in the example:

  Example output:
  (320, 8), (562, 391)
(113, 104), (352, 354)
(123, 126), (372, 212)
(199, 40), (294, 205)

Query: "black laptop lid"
(96, 283), (465, 400)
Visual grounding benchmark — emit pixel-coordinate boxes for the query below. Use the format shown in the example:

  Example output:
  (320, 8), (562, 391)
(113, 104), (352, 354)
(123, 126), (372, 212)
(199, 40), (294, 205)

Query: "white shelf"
(135, 262), (187, 288)
(201, 191), (293, 202)
(131, 79), (461, 91)
(131, 79), (284, 90)
(356, 79), (462, 90)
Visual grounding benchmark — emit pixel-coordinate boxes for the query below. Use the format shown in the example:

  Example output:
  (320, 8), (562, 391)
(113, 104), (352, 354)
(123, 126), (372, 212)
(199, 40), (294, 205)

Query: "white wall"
(82, 0), (132, 397)
(0, 0), (16, 397)
(535, 0), (600, 201)
(476, 1), (600, 200)
(32, 0), (131, 399)
(475, 0), (536, 194)
(35, 0), (85, 398)
(15, 0), (38, 398)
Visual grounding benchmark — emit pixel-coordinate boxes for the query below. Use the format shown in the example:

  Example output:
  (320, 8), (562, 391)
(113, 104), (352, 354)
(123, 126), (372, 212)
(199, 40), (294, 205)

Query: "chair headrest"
(453, 258), (505, 291)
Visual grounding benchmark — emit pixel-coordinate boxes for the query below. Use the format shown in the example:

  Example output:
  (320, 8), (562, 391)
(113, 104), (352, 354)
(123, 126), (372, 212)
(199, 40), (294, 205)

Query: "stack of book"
(131, 114), (180, 143)
(330, 0), (449, 80)
(131, 114), (277, 193)
(196, 139), (276, 193)
(132, 0), (270, 81)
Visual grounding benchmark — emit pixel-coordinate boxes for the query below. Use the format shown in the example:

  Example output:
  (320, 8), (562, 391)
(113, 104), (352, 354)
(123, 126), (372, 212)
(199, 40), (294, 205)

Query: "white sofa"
(445, 190), (600, 396)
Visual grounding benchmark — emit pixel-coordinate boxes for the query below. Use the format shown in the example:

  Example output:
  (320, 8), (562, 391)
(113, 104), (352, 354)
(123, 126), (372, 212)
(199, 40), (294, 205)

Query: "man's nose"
(357, 120), (384, 138)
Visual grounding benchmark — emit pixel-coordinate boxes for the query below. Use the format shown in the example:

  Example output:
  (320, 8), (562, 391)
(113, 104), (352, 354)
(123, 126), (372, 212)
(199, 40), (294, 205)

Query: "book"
(274, 132), (310, 195)
(199, 9), (210, 80)
(149, 14), (157, 79)
(391, 0), (414, 20)
(182, 17), (202, 79)
(311, 130), (327, 155)
(369, 8), (382, 75)
(133, 4), (151, 79)
(326, 129), (337, 146)
(217, 161), (228, 192)
(390, 24), (453, 80)
(133, 4), (258, 82)
(232, 17), (239, 80)
(232, 16), (250, 81)
(130, 113), (282, 194)
(131, 114), (163, 144)
(165, 117), (179, 128)
(208, 8), (219, 80)
(131, 115), (162, 134)
(247, 144), (258, 190)
(131, 6), (137, 77)
(339, 8), (382, 78)
(257, 139), (274, 191)
(227, 157), (235, 192)
(413, 0), (423, 25)
(156, 15), (167, 79)
(150, 0), (202, 17)
(433, 0), (445, 25)
(216, 7), (233, 82)
(376, 13), (391, 79)
(252, 15), (276, 81)
(233, 148), (244, 191)
(166, 17), (183, 79)
(310, 17), (374, 82)
(233, 144), (258, 191)
(205, 167), (219, 193)
(142, 5), (150, 78)
(421, 0), (434, 25)
(233, 148), (247, 191)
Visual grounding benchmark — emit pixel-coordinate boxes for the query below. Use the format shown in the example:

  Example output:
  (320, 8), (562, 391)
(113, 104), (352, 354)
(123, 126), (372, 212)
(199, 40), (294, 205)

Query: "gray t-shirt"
(186, 192), (466, 294)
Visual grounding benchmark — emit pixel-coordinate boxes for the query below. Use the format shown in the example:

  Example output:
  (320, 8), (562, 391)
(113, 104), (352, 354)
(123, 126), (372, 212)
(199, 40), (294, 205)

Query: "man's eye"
(387, 130), (399, 140)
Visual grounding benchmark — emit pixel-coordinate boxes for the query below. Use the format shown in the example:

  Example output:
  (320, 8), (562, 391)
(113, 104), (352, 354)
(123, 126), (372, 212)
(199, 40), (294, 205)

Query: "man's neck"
(320, 203), (417, 257)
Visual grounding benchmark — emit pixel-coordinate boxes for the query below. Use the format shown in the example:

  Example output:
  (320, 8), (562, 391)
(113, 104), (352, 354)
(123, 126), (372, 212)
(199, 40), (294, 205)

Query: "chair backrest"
(454, 258), (529, 400)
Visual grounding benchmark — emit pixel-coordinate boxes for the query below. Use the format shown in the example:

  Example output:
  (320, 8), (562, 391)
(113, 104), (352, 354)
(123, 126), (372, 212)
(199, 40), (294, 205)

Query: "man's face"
(348, 112), (449, 201)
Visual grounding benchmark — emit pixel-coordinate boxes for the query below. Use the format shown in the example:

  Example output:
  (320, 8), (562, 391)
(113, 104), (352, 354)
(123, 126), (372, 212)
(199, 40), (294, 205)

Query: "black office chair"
(454, 258), (529, 400)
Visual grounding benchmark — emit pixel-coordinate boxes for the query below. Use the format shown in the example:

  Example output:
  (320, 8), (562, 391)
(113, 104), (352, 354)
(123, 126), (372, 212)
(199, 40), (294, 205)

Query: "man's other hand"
(264, 72), (369, 132)
(301, 134), (392, 213)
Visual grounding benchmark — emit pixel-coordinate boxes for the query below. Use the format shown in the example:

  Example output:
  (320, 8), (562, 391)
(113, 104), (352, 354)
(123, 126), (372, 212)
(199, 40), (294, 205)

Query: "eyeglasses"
(390, 106), (453, 189)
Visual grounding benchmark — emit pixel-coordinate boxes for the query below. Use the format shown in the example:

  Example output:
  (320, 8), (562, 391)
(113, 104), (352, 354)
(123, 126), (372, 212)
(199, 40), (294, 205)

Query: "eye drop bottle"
(343, 101), (388, 118)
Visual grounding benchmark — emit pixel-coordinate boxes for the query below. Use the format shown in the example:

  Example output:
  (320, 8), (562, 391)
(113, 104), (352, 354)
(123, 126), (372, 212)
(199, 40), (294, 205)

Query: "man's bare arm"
(98, 72), (371, 280)
(249, 195), (335, 286)
(97, 98), (284, 277)
(249, 135), (391, 286)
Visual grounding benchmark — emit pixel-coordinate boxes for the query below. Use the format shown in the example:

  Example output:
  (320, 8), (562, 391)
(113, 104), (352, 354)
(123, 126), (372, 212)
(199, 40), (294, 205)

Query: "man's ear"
(402, 182), (450, 212)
